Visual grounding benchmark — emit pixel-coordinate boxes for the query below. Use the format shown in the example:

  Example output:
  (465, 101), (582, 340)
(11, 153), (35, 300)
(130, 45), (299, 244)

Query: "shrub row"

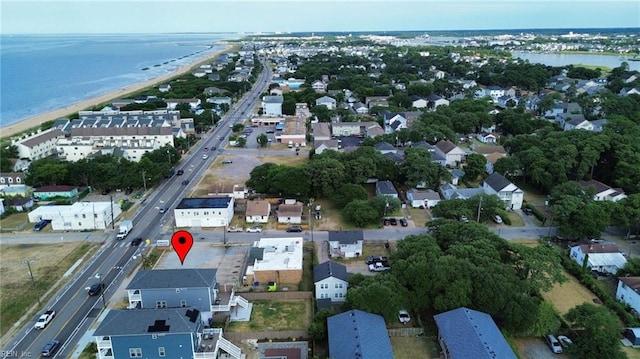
(560, 253), (639, 327)
(522, 202), (546, 223)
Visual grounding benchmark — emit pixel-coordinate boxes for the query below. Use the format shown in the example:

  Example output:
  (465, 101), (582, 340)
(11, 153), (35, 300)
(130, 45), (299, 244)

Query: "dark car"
(222, 160), (233, 164)
(88, 282), (104, 296)
(523, 208), (533, 215)
(33, 220), (50, 231)
(124, 187), (133, 195)
(383, 218), (391, 226)
(181, 179), (190, 185)
(399, 218), (408, 227)
(389, 217), (398, 226)
(286, 225), (303, 233)
(41, 339), (60, 357)
(366, 255), (388, 265)
(101, 187), (111, 195)
(176, 169), (184, 176)
(131, 237), (143, 246)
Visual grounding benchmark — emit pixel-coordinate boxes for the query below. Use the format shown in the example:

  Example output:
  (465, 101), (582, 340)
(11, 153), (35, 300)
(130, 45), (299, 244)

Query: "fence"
(224, 330), (308, 342)
(239, 291), (312, 301)
(388, 327), (424, 337)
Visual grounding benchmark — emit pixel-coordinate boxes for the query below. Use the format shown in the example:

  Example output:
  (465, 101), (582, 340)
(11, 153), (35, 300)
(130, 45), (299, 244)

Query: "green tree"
(345, 274), (410, 323)
(463, 153), (487, 181)
(493, 156), (521, 179)
(246, 163), (279, 194)
(400, 147), (451, 189)
(232, 123), (244, 133)
(550, 181), (610, 239)
(257, 133), (268, 147)
(565, 304), (626, 359)
(616, 257), (640, 277)
(0, 145), (18, 172)
(236, 137), (247, 147)
(343, 200), (379, 227)
(370, 195), (401, 218)
(331, 184), (368, 208)
(25, 158), (69, 186)
(307, 157), (346, 197)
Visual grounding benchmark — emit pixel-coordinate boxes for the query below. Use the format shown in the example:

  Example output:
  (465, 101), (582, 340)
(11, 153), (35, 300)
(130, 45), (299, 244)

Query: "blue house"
(327, 309), (394, 359)
(433, 307), (517, 359)
(94, 308), (242, 359)
(127, 269), (217, 315)
(33, 185), (78, 200)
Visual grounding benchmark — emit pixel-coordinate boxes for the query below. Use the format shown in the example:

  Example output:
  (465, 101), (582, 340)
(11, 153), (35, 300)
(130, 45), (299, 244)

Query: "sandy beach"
(0, 43), (235, 139)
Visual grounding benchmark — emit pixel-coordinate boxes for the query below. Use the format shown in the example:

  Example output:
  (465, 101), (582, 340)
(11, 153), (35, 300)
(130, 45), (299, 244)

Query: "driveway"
(514, 337), (568, 359)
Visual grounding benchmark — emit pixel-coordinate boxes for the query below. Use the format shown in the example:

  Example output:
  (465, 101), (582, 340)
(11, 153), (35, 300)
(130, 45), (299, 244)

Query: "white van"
(545, 334), (563, 354)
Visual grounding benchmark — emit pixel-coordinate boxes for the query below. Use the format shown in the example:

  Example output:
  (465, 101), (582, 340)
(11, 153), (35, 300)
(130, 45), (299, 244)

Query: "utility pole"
(476, 195), (483, 223)
(142, 171), (148, 193)
(110, 195), (115, 229)
(22, 259), (40, 304)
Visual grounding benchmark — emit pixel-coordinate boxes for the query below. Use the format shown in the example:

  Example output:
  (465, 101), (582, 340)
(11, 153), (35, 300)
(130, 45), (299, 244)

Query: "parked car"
(130, 237), (143, 246)
(383, 218), (391, 226)
(399, 218), (408, 227)
(227, 226), (243, 233)
(523, 208), (533, 215)
(176, 169), (184, 175)
(545, 334), (563, 354)
(398, 310), (411, 324)
(181, 179), (190, 185)
(159, 207), (166, 214)
(125, 187), (133, 195)
(493, 215), (503, 224)
(202, 154), (209, 160)
(286, 225), (302, 233)
(557, 335), (573, 349)
(365, 255), (388, 265)
(33, 220), (50, 231)
(459, 215), (469, 222)
(246, 226), (262, 233)
(41, 339), (60, 357)
(389, 217), (398, 226)
(204, 147), (209, 151)
(222, 160), (233, 164)
(101, 187), (111, 195)
(88, 282), (104, 296)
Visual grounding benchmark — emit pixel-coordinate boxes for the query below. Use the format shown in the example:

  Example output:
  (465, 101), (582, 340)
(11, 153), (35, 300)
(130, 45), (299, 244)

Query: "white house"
(314, 261), (350, 302)
(411, 96), (428, 108)
(569, 243), (627, 275)
(262, 95), (284, 116)
(328, 231), (364, 259)
(174, 197), (234, 228)
(579, 180), (627, 202)
(245, 199), (271, 224)
(406, 189), (441, 208)
(476, 132), (497, 144)
(311, 80), (327, 93)
(15, 129), (65, 161)
(434, 140), (466, 167)
(28, 202), (121, 231)
(482, 172), (524, 210)
(311, 122), (332, 141)
(165, 98), (201, 110)
(158, 84), (171, 92)
(564, 118), (594, 131)
(616, 277), (640, 314)
(276, 200), (303, 224)
(0, 173), (25, 190)
(315, 96), (337, 110)
(426, 93), (450, 108)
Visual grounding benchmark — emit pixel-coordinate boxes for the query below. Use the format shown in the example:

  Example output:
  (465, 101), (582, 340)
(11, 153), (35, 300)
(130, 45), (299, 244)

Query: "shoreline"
(0, 42), (235, 139)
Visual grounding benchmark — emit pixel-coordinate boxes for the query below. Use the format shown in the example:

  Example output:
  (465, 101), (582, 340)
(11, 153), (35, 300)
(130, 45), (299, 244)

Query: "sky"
(1, 0), (639, 34)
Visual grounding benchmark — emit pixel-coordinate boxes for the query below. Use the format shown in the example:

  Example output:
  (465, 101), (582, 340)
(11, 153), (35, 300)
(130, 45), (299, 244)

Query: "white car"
(398, 310), (411, 324)
(557, 335), (573, 349)
(545, 334), (563, 354)
(202, 154), (209, 160)
(493, 215), (503, 224)
(246, 226), (262, 233)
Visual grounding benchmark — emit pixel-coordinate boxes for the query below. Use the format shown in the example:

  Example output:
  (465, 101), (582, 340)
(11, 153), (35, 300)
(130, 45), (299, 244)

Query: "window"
(129, 348), (142, 357)
(151, 334), (157, 339)
(181, 300), (187, 307)
(156, 301), (167, 308)
(158, 347), (165, 357)
(82, 214), (86, 218)
(334, 293), (339, 298)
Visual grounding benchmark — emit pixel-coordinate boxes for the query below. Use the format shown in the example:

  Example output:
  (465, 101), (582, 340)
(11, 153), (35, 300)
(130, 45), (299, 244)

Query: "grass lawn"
(0, 212), (29, 230)
(541, 268), (600, 315)
(334, 242), (391, 265)
(506, 211), (525, 227)
(0, 242), (96, 337)
(300, 242), (316, 291)
(226, 299), (311, 332)
(390, 336), (438, 359)
(406, 207), (430, 227)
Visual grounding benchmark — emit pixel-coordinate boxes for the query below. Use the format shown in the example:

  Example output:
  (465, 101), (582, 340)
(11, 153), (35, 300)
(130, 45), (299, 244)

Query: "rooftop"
(94, 308), (200, 336)
(314, 261), (350, 282)
(328, 310), (393, 359)
(127, 269), (217, 290)
(250, 237), (304, 272)
(176, 197), (232, 209)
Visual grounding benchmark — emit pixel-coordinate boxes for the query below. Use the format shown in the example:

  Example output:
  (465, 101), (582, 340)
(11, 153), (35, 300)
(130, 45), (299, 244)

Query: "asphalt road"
(0, 58), (273, 359)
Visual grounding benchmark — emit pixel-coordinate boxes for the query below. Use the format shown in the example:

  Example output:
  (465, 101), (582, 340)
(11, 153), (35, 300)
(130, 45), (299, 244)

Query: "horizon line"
(2, 26), (639, 36)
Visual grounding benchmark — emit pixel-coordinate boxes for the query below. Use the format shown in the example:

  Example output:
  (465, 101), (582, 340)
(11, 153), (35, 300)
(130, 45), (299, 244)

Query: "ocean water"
(0, 33), (239, 127)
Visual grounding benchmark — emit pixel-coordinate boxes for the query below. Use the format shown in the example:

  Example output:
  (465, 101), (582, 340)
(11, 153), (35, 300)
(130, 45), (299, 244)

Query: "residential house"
(311, 123), (332, 141)
(262, 95), (284, 116)
(314, 261), (350, 302)
(440, 183), (485, 201)
(474, 145), (507, 174)
(579, 179), (627, 202)
(28, 201), (121, 230)
(126, 269), (218, 314)
(590, 119), (608, 132)
(375, 180), (399, 199)
(207, 184), (246, 200)
(6, 197), (34, 211)
(269, 87), (283, 96)
(328, 231), (364, 259)
(327, 310), (394, 359)
(245, 200), (270, 224)
(205, 97), (232, 106)
(426, 93), (450, 108)
(276, 200), (303, 224)
(434, 307), (517, 359)
(476, 132), (497, 144)
(245, 237), (304, 285)
(476, 86), (505, 102)
(616, 277), (640, 314)
(207, 73), (221, 81)
(451, 169), (465, 186)
(620, 87), (640, 97)
(0, 185), (29, 198)
(482, 172), (524, 210)
(14, 129), (65, 161)
(0, 199), (4, 216)
(158, 84), (171, 92)
(93, 308), (242, 359)
(311, 80), (327, 93)
(203, 86), (226, 96)
(315, 96), (337, 110)
(166, 98), (201, 111)
(174, 197), (234, 228)
(331, 121), (382, 137)
(352, 102), (369, 114)
(365, 96), (389, 109)
(0, 173), (26, 190)
(411, 95), (428, 108)
(622, 72), (639, 84)
(570, 243), (627, 275)
(435, 140), (466, 168)
(374, 142), (397, 155)
(33, 185), (78, 200)
(407, 189), (441, 208)
(314, 140), (340, 155)
(497, 95), (518, 109)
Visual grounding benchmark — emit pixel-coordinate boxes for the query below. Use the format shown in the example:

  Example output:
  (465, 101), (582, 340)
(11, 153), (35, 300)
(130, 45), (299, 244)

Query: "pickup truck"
(34, 310), (55, 329)
(368, 262), (391, 272)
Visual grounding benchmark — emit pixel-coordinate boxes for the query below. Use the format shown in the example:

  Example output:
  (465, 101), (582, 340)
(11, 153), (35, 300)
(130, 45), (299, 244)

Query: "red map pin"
(171, 230), (194, 265)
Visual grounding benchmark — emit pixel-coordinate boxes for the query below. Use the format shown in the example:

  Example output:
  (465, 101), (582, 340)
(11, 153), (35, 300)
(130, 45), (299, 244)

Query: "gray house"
(375, 180), (399, 198)
(127, 269), (217, 315)
(94, 308), (242, 359)
(328, 231), (364, 259)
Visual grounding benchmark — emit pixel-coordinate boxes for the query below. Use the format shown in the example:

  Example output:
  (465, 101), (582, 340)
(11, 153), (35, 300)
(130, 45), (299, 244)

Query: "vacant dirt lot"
(541, 269), (600, 315)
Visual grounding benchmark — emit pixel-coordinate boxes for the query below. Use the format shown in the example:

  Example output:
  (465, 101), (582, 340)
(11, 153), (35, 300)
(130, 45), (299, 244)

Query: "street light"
(308, 198), (314, 243)
(95, 274), (106, 308)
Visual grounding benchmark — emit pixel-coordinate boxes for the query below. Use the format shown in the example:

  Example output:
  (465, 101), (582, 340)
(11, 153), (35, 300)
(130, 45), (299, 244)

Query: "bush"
(496, 209), (512, 225)
(523, 203), (545, 222)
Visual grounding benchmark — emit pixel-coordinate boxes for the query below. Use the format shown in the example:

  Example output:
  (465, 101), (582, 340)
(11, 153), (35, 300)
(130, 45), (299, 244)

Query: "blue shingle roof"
(328, 309), (394, 359)
(314, 261), (349, 282)
(434, 307), (516, 359)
